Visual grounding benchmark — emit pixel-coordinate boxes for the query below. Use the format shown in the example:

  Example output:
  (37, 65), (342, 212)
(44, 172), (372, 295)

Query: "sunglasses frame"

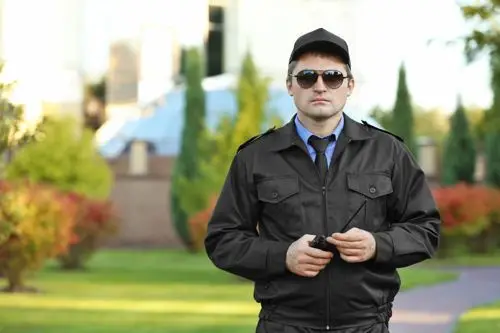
(289, 69), (349, 89)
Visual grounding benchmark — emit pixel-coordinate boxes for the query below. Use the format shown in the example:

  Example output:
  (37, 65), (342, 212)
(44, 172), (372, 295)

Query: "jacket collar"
(268, 112), (373, 152)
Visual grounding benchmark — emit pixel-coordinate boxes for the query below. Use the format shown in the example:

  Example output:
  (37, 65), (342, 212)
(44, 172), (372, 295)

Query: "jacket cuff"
(266, 242), (291, 276)
(373, 232), (394, 263)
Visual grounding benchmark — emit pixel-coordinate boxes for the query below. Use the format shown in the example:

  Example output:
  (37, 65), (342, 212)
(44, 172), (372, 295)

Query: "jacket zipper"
(322, 182), (330, 330)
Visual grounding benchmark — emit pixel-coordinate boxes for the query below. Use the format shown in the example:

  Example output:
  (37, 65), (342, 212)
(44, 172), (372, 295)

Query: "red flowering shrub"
(57, 192), (118, 269)
(432, 183), (493, 235)
(188, 195), (218, 252)
(432, 183), (500, 255)
(0, 180), (75, 292)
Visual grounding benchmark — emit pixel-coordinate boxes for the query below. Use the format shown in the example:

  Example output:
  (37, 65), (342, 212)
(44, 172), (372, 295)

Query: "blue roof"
(97, 87), (384, 158)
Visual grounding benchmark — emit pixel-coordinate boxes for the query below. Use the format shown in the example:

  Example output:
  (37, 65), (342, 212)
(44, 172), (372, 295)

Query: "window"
(206, 5), (224, 76)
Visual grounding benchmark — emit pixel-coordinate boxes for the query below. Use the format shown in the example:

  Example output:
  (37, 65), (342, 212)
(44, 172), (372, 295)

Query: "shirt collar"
(294, 113), (344, 145)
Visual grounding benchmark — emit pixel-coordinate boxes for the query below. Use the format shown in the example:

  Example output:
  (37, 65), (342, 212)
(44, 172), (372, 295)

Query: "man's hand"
(286, 234), (333, 277)
(327, 228), (376, 263)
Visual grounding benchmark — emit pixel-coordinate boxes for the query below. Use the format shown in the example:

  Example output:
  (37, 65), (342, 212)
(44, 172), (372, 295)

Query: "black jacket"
(204, 114), (441, 330)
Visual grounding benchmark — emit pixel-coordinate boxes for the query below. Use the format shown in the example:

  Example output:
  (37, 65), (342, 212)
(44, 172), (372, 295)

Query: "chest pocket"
(256, 176), (302, 237)
(346, 173), (393, 232)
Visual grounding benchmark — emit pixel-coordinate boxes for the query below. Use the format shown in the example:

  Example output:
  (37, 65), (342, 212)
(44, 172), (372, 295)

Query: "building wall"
(106, 155), (185, 248)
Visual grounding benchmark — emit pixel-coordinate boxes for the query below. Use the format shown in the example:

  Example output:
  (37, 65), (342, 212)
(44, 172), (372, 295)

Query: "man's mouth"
(311, 98), (329, 103)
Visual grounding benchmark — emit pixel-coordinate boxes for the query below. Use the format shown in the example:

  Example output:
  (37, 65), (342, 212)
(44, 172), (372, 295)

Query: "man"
(204, 27), (440, 333)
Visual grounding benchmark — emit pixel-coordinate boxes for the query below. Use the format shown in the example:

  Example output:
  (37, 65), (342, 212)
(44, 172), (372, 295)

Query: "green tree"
(441, 97), (477, 185)
(485, 129), (500, 187)
(5, 115), (113, 199)
(391, 63), (417, 156)
(460, 2), (500, 62)
(460, 3), (500, 187)
(170, 47), (208, 250)
(0, 63), (41, 169)
(205, 50), (274, 196)
(231, 51), (271, 148)
(368, 106), (392, 130)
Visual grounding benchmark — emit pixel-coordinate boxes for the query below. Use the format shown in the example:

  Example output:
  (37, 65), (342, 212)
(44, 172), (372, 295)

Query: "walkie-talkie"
(309, 200), (367, 252)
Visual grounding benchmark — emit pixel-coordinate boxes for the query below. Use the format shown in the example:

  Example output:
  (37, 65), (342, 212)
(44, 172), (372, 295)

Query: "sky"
(343, 0), (491, 113)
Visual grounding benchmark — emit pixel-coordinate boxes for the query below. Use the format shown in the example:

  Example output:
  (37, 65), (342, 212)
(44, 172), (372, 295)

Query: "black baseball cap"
(289, 28), (351, 68)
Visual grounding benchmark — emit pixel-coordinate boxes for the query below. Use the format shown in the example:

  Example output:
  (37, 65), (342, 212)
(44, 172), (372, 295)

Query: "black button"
(369, 186), (376, 194)
(272, 192), (278, 198)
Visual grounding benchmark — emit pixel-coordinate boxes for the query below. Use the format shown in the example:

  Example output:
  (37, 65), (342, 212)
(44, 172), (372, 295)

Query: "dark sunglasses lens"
(296, 71), (318, 88)
(323, 71), (344, 88)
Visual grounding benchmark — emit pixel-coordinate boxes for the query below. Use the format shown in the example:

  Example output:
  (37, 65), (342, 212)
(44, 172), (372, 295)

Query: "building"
(0, 0), (87, 125)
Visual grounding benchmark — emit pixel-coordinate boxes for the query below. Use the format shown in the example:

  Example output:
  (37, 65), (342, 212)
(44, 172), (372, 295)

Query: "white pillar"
(129, 141), (148, 175)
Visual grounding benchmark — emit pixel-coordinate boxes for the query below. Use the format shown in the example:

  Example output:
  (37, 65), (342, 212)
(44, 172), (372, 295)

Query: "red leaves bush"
(0, 180), (75, 291)
(188, 195), (218, 251)
(57, 192), (118, 270)
(432, 183), (500, 255)
(0, 179), (119, 292)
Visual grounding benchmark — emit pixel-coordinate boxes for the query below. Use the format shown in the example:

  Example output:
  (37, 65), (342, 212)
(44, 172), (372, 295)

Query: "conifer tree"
(391, 63), (417, 156)
(171, 47), (206, 249)
(441, 96), (476, 185)
(485, 49), (500, 188)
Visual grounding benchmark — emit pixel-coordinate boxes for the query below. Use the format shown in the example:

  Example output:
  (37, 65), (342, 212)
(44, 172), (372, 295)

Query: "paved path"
(389, 267), (500, 333)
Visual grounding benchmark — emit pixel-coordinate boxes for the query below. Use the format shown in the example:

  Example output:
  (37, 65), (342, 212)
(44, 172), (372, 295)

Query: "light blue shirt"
(294, 114), (344, 167)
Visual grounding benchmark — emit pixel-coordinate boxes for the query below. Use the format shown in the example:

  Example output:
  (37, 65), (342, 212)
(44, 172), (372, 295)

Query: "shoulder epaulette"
(362, 121), (404, 142)
(237, 126), (276, 153)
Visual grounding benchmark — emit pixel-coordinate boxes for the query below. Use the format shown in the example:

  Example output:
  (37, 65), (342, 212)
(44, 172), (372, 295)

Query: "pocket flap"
(257, 176), (299, 203)
(347, 173), (393, 199)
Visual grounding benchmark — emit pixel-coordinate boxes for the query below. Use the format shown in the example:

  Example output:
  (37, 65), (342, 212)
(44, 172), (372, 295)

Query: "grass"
(0, 249), (460, 332)
(454, 301), (500, 333)
(424, 252), (500, 268)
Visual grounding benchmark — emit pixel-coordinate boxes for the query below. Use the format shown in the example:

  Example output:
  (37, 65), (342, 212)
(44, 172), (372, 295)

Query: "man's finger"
(302, 263), (326, 271)
(338, 248), (364, 256)
(327, 237), (365, 249)
(340, 253), (363, 263)
(331, 232), (364, 242)
(298, 255), (331, 266)
(304, 246), (334, 259)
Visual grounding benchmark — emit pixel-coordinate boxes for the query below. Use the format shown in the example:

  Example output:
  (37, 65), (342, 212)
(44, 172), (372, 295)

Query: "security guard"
(205, 28), (441, 333)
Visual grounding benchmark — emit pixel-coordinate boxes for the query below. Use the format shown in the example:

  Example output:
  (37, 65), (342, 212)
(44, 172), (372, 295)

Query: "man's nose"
(313, 75), (327, 92)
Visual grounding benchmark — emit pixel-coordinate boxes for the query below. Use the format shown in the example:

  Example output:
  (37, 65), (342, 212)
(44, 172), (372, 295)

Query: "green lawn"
(454, 301), (500, 333)
(424, 252), (500, 267)
(0, 250), (458, 333)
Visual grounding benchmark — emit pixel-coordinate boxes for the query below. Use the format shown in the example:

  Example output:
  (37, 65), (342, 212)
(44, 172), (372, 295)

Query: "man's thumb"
(302, 234), (316, 242)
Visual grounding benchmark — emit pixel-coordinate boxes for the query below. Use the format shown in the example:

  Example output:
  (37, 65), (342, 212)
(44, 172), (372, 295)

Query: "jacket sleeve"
(204, 153), (291, 281)
(372, 143), (441, 268)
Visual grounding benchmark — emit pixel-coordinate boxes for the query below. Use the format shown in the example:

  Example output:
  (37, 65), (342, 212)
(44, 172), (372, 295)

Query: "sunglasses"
(290, 69), (349, 89)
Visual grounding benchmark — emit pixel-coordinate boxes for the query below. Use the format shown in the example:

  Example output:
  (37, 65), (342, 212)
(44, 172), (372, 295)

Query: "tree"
(460, 2), (500, 62)
(441, 96), (477, 185)
(204, 50), (273, 197)
(460, 2), (500, 187)
(170, 47), (208, 250)
(5, 115), (113, 200)
(485, 129), (500, 187)
(231, 51), (271, 148)
(0, 63), (41, 171)
(185, 51), (275, 251)
(368, 106), (392, 130)
(391, 63), (417, 156)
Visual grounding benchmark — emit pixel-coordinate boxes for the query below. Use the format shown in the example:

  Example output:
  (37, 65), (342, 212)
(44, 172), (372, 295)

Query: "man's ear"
(347, 78), (355, 96)
(286, 80), (293, 96)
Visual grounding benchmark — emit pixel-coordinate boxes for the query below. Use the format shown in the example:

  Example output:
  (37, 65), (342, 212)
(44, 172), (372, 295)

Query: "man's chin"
(305, 110), (340, 122)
